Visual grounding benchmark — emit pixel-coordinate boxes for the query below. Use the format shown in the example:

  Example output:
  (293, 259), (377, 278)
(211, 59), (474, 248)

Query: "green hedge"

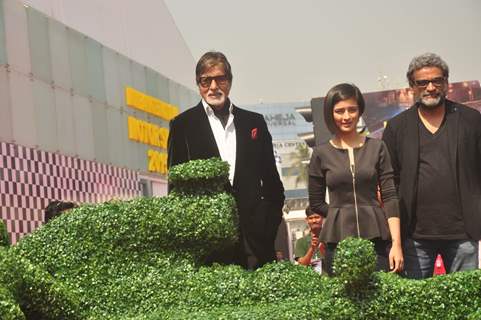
(0, 219), (10, 247)
(0, 247), (82, 320)
(169, 157), (230, 194)
(333, 237), (377, 294)
(0, 158), (479, 319)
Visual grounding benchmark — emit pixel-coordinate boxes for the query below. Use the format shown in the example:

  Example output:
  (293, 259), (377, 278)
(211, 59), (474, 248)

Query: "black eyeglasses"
(413, 77), (445, 88)
(198, 75), (229, 88)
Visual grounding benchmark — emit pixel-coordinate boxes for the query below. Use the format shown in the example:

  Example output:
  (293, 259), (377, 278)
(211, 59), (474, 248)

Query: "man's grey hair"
(406, 53), (449, 86)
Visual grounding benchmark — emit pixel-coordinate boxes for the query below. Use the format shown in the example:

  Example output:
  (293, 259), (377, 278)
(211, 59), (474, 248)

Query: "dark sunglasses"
(198, 75), (229, 88)
(413, 77), (445, 88)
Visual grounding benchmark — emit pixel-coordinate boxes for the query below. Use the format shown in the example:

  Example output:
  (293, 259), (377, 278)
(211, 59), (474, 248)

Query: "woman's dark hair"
(323, 83), (365, 134)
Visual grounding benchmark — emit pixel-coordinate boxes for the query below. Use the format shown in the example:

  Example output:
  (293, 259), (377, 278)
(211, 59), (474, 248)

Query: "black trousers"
(204, 240), (248, 268)
(324, 239), (390, 276)
(204, 236), (275, 270)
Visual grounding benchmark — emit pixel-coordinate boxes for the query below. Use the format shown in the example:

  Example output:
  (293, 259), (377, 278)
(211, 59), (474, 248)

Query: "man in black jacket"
(383, 53), (481, 279)
(167, 51), (285, 269)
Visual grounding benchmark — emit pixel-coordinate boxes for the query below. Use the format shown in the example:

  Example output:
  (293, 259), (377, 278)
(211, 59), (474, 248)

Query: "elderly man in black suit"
(167, 51), (285, 269)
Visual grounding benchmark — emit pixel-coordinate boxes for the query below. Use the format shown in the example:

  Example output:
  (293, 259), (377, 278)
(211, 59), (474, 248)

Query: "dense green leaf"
(0, 158), (479, 319)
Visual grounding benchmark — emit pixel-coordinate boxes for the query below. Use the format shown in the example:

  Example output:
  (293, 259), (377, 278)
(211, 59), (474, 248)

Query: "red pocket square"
(251, 128), (258, 140)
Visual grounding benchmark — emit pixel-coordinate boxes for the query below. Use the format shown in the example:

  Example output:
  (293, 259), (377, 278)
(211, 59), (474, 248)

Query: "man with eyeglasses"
(383, 53), (481, 279)
(167, 51), (285, 269)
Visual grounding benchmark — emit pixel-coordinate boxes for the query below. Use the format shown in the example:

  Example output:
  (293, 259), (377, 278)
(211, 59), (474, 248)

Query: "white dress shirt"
(202, 100), (237, 184)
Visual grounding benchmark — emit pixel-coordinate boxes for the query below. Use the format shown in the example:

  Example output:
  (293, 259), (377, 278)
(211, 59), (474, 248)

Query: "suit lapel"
(233, 106), (247, 186)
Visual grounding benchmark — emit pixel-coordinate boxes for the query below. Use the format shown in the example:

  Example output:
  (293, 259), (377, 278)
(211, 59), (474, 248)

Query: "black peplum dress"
(308, 137), (400, 244)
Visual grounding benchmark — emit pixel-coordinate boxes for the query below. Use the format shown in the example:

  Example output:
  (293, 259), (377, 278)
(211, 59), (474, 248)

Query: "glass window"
(0, 1), (8, 65)
(117, 54), (133, 107)
(0, 68), (12, 141)
(72, 95), (95, 160)
(145, 67), (159, 98)
(9, 71), (36, 147)
(167, 79), (180, 108)
(67, 29), (88, 96)
(54, 87), (76, 156)
(91, 101), (109, 163)
(102, 47), (121, 108)
(106, 107), (124, 166)
(33, 80), (57, 152)
(3, 0), (31, 74)
(157, 73), (170, 102)
(131, 61), (146, 93)
(27, 8), (52, 83)
(49, 19), (71, 90)
(178, 85), (192, 113)
(86, 38), (106, 103)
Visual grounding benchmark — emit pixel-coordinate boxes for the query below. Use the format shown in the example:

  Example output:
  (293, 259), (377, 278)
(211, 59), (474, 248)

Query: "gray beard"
(417, 94), (445, 110)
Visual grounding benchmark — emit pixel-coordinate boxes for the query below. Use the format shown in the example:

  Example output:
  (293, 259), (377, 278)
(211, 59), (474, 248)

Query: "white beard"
(419, 95), (444, 109)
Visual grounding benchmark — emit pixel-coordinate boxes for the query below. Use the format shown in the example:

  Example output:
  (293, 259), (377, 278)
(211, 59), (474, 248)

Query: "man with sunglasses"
(383, 53), (481, 279)
(167, 51), (285, 269)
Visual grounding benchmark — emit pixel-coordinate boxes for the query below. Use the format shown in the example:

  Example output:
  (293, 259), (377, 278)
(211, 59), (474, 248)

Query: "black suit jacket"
(167, 102), (285, 264)
(382, 100), (481, 240)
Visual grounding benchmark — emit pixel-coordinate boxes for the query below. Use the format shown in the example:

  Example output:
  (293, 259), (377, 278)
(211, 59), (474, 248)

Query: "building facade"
(0, 0), (199, 243)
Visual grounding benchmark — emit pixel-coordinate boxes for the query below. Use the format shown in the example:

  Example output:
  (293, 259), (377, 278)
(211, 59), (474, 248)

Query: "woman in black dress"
(308, 83), (403, 275)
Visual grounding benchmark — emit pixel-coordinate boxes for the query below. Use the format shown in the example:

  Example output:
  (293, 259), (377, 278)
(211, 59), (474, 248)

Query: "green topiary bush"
(0, 157), (479, 319)
(468, 309), (481, 320)
(0, 249), (25, 320)
(169, 157), (230, 195)
(1, 158), (240, 319)
(0, 247), (82, 320)
(0, 218), (10, 247)
(332, 237), (377, 294)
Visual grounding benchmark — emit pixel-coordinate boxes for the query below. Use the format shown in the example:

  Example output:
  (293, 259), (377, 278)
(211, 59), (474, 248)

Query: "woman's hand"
(389, 242), (404, 273)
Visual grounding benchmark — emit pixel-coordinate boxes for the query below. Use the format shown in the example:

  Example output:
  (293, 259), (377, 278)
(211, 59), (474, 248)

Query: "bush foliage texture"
(0, 157), (480, 319)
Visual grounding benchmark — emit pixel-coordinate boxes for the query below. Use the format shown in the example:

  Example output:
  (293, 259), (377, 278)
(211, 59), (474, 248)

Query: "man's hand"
(310, 233), (319, 250)
(389, 242), (404, 273)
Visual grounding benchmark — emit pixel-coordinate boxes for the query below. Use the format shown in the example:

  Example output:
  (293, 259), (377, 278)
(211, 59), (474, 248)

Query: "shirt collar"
(202, 99), (234, 116)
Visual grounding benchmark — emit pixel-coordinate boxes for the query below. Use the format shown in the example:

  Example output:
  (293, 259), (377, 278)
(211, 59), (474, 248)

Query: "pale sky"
(164, 0), (481, 105)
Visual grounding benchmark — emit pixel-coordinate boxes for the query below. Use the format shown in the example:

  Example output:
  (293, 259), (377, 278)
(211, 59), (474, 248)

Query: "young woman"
(308, 83), (403, 275)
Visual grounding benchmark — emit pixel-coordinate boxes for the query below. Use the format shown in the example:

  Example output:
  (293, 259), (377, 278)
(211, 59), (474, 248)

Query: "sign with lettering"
(125, 87), (174, 175)
(264, 113), (297, 127)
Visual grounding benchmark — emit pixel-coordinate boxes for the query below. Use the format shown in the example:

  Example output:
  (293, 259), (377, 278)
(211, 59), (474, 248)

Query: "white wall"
(22, 0), (196, 91)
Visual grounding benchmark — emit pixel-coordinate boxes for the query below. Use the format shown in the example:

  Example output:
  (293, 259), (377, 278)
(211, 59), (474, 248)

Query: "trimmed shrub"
(0, 158), (479, 319)
(468, 309), (481, 320)
(0, 250), (25, 320)
(0, 218), (10, 247)
(0, 247), (82, 320)
(332, 237), (376, 294)
(169, 157), (230, 194)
